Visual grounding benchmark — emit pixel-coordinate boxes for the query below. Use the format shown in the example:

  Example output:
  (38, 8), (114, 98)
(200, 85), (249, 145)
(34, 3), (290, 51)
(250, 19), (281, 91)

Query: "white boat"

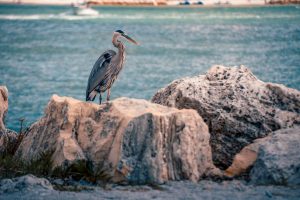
(71, 1), (99, 16)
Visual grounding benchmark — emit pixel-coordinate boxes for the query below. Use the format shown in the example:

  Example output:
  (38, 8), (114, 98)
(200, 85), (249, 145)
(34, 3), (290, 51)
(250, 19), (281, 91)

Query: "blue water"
(0, 5), (299, 131)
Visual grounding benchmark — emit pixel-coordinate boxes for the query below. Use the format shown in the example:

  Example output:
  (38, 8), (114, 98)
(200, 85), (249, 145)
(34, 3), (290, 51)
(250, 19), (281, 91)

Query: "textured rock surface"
(0, 86), (8, 134)
(15, 95), (217, 184)
(225, 127), (300, 180)
(0, 174), (53, 194)
(0, 129), (18, 155)
(250, 128), (300, 186)
(224, 137), (265, 178)
(152, 65), (300, 169)
(1, 175), (300, 200)
(0, 86), (18, 155)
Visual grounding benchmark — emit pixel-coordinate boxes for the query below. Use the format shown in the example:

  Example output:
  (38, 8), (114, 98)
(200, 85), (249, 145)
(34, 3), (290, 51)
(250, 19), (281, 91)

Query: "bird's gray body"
(86, 49), (124, 101)
(86, 30), (137, 104)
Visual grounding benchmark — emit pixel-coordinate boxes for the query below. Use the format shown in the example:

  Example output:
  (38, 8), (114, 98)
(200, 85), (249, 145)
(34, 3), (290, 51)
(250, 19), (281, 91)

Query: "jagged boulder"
(15, 95), (218, 184)
(152, 65), (300, 169)
(0, 86), (8, 134)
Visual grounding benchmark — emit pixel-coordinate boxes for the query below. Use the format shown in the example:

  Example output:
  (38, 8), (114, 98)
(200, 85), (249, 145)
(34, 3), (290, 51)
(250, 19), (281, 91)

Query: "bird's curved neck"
(113, 39), (125, 58)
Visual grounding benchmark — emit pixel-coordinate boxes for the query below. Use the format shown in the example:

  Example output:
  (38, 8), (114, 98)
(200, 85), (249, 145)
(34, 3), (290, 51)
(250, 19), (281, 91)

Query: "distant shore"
(0, 3), (299, 7)
(0, 0), (299, 7)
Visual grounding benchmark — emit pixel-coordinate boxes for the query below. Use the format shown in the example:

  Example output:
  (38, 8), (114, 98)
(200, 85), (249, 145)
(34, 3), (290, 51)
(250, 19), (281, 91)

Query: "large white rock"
(15, 95), (218, 184)
(152, 65), (300, 169)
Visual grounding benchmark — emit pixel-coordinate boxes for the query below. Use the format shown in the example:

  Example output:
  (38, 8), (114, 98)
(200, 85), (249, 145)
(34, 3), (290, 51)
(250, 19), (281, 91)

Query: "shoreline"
(0, 2), (299, 7)
(0, 0), (299, 7)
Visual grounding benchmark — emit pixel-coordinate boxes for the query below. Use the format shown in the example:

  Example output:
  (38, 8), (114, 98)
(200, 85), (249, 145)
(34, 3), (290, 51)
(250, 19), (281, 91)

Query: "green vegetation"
(0, 148), (106, 184)
(0, 151), (53, 179)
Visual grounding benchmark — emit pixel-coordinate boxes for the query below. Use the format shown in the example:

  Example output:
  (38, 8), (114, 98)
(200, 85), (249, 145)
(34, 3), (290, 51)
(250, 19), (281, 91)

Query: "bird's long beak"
(122, 34), (139, 45)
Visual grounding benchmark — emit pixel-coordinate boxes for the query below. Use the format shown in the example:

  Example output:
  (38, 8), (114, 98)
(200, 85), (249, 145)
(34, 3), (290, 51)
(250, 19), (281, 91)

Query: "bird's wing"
(86, 50), (116, 101)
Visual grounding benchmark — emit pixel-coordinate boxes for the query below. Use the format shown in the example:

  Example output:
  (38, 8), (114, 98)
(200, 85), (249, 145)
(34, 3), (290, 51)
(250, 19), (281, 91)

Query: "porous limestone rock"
(15, 95), (217, 184)
(152, 65), (300, 169)
(0, 86), (8, 134)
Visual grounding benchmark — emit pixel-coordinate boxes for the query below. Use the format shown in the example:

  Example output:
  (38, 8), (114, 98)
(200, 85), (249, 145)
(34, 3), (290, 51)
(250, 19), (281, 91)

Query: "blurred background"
(1, 0), (300, 6)
(0, 1), (299, 131)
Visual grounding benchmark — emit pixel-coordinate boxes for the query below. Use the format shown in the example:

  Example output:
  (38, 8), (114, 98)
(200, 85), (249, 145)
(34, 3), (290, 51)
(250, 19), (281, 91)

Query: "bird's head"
(113, 30), (139, 45)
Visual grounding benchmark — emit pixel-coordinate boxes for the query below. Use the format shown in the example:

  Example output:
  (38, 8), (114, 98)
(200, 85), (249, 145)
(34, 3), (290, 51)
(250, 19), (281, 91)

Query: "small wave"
(0, 14), (54, 20)
(0, 13), (100, 20)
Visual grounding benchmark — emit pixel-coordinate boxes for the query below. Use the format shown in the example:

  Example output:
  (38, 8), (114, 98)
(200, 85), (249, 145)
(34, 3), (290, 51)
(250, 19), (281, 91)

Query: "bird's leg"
(99, 93), (102, 105)
(106, 89), (111, 102)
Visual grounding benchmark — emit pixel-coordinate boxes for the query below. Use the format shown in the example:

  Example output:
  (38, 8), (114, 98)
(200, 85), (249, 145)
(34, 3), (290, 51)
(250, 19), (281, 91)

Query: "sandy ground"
(1, 178), (300, 200)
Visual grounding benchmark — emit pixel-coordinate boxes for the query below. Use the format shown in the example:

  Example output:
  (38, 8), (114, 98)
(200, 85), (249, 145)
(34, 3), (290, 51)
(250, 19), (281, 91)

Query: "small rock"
(0, 175), (53, 194)
(51, 179), (64, 186)
(265, 191), (273, 198)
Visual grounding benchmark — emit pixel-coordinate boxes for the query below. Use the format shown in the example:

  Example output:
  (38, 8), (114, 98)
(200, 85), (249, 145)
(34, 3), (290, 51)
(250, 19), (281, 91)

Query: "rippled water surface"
(0, 5), (299, 130)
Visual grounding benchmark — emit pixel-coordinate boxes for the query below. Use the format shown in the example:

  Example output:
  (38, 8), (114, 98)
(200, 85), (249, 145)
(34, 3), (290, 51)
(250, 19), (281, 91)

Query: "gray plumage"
(86, 30), (138, 104)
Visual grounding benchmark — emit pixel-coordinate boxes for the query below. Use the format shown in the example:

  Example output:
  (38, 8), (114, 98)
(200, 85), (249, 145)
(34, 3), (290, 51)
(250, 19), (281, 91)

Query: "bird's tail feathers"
(86, 90), (97, 101)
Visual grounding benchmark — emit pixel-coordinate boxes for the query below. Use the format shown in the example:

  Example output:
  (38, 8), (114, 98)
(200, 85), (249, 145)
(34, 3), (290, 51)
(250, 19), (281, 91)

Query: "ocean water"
(0, 5), (299, 131)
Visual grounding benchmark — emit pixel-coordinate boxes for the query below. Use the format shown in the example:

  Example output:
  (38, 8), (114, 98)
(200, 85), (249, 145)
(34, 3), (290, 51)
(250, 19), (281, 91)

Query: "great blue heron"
(86, 30), (138, 104)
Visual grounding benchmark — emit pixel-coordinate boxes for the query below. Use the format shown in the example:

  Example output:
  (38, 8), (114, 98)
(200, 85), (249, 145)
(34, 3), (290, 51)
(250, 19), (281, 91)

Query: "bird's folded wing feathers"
(86, 50), (116, 99)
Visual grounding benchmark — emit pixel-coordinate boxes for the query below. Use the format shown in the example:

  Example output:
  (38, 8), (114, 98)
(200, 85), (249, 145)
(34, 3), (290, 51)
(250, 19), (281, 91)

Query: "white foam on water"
(0, 12), (100, 20)
(0, 13), (172, 20)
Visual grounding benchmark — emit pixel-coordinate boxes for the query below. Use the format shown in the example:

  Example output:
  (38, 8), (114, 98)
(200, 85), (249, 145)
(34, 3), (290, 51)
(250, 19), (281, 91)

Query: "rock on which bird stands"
(15, 95), (218, 184)
(152, 65), (300, 169)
